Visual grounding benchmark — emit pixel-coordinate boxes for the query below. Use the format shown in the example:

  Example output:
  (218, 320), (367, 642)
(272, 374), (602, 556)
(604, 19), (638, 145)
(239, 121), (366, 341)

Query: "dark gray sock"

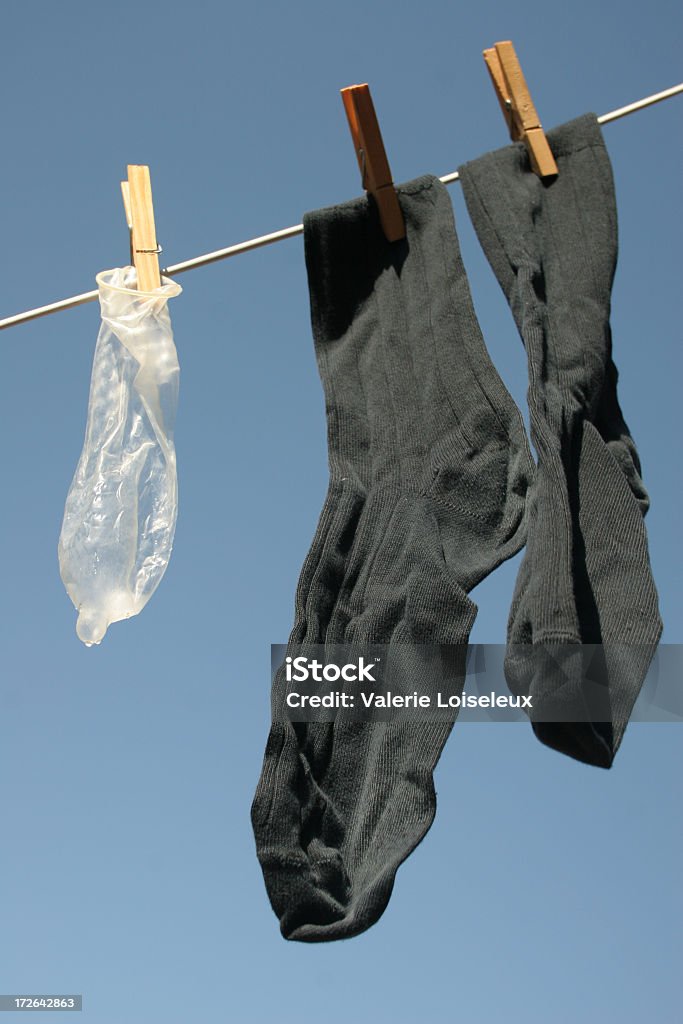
(459, 114), (662, 767)
(251, 175), (534, 941)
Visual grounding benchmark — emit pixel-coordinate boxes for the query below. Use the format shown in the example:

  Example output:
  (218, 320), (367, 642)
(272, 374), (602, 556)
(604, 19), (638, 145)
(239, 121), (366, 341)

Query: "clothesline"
(1, 82), (681, 333)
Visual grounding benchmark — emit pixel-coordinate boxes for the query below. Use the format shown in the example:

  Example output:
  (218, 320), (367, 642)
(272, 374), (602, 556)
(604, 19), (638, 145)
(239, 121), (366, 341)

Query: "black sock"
(251, 175), (534, 941)
(459, 114), (662, 767)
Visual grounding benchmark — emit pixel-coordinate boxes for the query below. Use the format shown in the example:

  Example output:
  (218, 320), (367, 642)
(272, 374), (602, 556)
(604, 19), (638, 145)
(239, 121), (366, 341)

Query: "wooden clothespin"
(120, 165), (161, 291)
(483, 40), (558, 178)
(340, 84), (405, 242)
(120, 180), (134, 267)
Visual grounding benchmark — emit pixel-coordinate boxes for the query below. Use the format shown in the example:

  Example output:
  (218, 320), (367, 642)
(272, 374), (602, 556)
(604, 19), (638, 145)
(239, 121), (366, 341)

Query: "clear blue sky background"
(1, 2), (681, 1022)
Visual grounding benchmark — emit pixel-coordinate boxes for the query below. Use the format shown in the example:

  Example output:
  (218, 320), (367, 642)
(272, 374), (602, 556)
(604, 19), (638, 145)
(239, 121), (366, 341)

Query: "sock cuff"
(545, 112), (604, 158)
(303, 175), (532, 491)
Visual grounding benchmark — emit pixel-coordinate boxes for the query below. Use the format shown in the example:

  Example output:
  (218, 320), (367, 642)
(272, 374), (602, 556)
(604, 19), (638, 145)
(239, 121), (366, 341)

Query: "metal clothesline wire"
(1, 82), (681, 332)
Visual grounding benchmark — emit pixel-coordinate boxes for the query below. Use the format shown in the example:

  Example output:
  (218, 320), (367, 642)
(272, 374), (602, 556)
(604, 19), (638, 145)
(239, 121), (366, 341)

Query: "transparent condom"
(59, 267), (182, 645)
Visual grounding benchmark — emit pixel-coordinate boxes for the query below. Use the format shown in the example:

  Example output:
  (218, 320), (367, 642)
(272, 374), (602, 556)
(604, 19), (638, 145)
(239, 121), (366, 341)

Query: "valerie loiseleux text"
(285, 691), (533, 709)
(282, 656), (532, 710)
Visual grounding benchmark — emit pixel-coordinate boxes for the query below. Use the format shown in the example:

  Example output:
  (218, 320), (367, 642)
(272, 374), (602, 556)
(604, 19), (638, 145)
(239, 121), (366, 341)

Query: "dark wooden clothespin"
(483, 40), (558, 178)
(341, 84), (405, 242)
(120, 165), (162, 291)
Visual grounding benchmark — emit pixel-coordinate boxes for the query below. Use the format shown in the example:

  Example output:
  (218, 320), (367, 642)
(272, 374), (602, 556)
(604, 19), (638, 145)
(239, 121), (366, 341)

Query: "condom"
(59, 266), (182, 645)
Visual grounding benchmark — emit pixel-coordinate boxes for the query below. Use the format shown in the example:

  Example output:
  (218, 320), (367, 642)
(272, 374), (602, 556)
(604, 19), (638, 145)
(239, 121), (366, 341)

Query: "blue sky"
(0, 1), (681, 1021)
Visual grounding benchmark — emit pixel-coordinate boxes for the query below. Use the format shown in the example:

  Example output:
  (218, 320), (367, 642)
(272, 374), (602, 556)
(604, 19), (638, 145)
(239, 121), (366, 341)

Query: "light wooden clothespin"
(120, 165), (162, 291)
(120, 180), (134, 266)
(341, 84), (405, 242)
(483, 40), (558, 178)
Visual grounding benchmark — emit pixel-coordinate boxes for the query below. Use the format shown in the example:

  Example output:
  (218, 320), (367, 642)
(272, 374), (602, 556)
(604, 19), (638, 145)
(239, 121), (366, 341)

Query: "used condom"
(59, 266), (182, 645)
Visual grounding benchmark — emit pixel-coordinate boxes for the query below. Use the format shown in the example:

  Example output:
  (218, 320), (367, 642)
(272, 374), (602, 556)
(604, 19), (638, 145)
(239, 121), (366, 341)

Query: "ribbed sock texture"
(251, 175), (534, 941)
(459, 114), (662, 767)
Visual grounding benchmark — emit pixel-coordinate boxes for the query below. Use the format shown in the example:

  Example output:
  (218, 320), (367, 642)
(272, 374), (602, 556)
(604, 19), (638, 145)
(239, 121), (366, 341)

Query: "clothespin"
(120, 181), (134, 266)
(340, 84), (405, 242)
(483, 40), (558, 178)
(120, 165), (162, 291)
